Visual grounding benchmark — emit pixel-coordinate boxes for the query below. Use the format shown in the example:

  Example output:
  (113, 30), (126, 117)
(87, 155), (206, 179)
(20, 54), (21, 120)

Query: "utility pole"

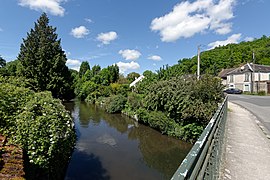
(197, 45), (200, 80)
(251, 51), (255, 93)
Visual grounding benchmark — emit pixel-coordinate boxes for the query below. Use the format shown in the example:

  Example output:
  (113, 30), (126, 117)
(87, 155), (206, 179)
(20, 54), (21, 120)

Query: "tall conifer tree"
(18, 13), (74, 100)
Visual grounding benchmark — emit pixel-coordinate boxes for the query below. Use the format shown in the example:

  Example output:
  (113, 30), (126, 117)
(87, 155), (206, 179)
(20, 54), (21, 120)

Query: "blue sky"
(0, 0), (269, 75)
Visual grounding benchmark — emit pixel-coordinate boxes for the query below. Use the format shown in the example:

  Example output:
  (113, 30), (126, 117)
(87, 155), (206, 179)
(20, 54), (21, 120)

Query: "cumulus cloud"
(70, 26), (89, 38)
(18, 0), (66, 16)
(116, 61), (140, 73)
(66, 59), (82, 71)
(148, 55), (162, 61)
(119, 49), (141, 60)
(97, 31), (118, 45)
(208, 33), (242, 49)
(150, 0), (236, 42)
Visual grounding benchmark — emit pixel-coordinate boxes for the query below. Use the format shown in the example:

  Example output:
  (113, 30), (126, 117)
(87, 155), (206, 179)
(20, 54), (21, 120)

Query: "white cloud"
(116, 61), (140, 73)
(66, 59), (82, 71)
(148, 55), (162, 61)
(150, 0), (236, 42)
(244, 37), (255, 42)
(85, 18), (93, 23)
(119, 49), (141, 60)
(208, 33), (242, 49)
(97, 31), (118, 45)
(70, 26), (89, 38)
(18, 0), (66, 16)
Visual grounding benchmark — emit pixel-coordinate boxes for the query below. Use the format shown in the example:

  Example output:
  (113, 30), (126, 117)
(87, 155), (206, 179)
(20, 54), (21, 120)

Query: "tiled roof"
(227, 63), (270, 75)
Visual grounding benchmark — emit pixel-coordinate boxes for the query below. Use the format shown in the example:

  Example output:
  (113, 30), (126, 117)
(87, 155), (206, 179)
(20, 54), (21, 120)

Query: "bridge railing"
(171, 96), (228, 180)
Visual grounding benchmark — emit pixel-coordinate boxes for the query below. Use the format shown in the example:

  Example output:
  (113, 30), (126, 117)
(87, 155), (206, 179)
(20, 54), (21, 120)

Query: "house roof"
(218, 68), (236, 78)
(129, 75), (145, 87)
(227, 63), (270, 75)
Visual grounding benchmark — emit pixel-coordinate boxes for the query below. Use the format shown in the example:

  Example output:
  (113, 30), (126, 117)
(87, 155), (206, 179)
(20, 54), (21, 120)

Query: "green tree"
(91, 64), (101, 76)
(79, 61), (90, 77)
(0, 56), (6, 68)
(127, 72), (140, 83)
(17, 13), (74, 100)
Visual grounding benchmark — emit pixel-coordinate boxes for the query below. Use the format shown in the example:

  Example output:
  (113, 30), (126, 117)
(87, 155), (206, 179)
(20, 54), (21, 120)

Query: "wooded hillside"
(156, 35), (270, 79)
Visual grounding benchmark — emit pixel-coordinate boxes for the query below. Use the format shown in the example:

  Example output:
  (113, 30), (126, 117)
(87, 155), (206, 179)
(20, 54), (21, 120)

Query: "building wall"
(226, 72), (270, 93)
(253, 72), (270, 81)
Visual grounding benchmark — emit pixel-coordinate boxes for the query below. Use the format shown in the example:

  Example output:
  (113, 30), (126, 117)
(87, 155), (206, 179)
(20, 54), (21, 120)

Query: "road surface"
(228, 94), (270, 135)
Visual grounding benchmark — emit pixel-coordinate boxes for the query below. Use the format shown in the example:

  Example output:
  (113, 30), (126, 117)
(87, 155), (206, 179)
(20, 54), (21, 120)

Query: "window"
(229, 75), (234, 83)
(244, 73), (250, 82)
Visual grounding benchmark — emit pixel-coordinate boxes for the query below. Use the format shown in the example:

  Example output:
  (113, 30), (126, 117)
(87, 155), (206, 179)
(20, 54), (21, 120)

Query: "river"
(64, 101), (192, 180)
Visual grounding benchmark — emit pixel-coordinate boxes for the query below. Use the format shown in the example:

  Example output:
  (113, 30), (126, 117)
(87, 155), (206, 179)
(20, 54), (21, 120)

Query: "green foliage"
(104, 94), (127, 113)
(79, 61), (90, 77)
(157, 35), (270, 79)
(179, 123), (204, 143)
(75, 63), (122, 102)
(0, 55), (6, 68)
(257, 91), (266, 96)
(127, 72), (140, 83)
(17, 13), (74, 100)
(0, 80), (76, 177)
(144, 75), (224, 125)
(126, 92), (143, 110)
(136, 108), (175, 134)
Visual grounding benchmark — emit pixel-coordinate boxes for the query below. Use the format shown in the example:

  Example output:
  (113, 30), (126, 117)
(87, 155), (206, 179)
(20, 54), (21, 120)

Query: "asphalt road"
(228, 94), (270, 134)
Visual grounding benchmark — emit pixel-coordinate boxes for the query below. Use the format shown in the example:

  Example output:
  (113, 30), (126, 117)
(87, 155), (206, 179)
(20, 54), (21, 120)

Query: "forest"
(0, 12), (270, 178)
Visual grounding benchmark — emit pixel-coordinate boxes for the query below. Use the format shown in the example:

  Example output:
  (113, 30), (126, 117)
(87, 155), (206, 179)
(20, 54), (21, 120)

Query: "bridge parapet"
(171, 96), (228, 180)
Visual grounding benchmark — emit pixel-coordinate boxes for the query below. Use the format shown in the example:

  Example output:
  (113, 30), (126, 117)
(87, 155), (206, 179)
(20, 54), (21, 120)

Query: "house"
(129, 75), (145, 88)
(224, 63), (270, 93)
(219, 68), (236, 85)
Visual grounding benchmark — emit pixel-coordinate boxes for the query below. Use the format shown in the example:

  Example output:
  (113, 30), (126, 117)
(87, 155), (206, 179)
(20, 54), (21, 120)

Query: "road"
(228, 94), (270, 135)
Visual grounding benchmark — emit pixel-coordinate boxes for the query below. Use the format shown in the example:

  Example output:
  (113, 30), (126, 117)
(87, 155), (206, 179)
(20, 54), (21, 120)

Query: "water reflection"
(65, 151), (110, 180)
(65, 101), (192, 180)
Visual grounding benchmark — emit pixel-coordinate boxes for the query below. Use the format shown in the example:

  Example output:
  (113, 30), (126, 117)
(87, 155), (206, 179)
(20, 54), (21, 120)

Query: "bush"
(126, 92), (143, 110)
(136, 108), (175, 134)
(0, 80), (75, 178)
(258, 91), (266, 96)
(104, 94), (127, 113)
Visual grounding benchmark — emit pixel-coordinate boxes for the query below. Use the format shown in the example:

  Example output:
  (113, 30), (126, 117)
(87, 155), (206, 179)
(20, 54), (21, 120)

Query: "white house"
(224, 63), (270, 93)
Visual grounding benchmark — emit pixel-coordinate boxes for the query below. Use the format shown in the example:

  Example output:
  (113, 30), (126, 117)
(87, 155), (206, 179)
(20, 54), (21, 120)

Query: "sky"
(0, 0), (270, 75)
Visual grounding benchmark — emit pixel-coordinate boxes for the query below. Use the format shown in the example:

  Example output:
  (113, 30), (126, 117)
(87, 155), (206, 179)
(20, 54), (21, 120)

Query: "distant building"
(219, 68), (236, 85)
(220, 63), (270, 93)
(129, 75), (145, 88)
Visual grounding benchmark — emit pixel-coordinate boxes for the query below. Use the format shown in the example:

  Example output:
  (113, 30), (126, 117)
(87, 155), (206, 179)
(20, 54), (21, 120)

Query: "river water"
(64, 101), (192, 180)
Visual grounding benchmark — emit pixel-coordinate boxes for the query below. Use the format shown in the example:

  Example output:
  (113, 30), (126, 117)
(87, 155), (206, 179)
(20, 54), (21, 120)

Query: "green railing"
(171, 96), (228, 180)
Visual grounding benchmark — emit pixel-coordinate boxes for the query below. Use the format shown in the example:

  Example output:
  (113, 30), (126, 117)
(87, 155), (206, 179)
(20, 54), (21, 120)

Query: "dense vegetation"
(0, 76), (75, 179)
(0, 14), (76, 179)
(72, 35), (270, 142)
(156, 35), (270, 79)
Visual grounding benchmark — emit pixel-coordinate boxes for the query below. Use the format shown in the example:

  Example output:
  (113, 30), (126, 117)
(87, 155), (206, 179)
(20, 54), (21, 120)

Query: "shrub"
(0, 80), (75, 178)
(258, 91), (266, 96)
(136, 108), (175, 134)
(104, 94), (127, 113)
(126, 92), (143, 110)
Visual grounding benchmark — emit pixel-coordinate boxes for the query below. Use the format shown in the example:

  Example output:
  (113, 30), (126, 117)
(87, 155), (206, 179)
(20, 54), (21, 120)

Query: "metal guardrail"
(171, 96), (228, 180)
